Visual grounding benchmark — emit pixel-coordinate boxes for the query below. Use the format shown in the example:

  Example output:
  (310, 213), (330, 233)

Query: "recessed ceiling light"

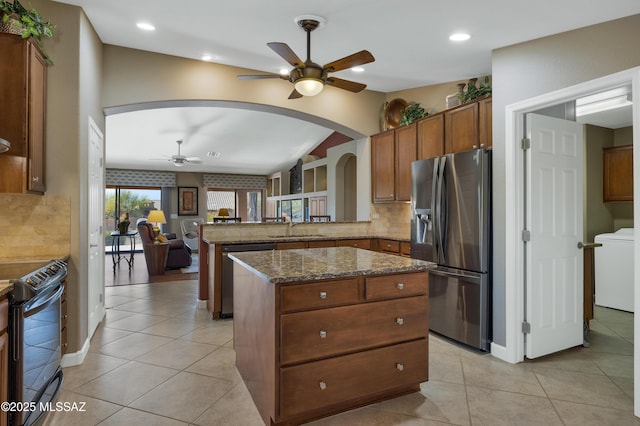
(449, 33), (470, 42)
(136, 22), (155, 31)
(207, 151), (221, 158)
(201, 54), (214, 61)
(351, 67), (365, 73)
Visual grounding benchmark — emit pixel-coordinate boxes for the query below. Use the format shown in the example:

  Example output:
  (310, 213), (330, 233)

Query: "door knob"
(577, 242), (583, 249)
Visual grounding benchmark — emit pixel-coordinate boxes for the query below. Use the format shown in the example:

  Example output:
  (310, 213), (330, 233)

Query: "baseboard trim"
(490, 342), (517, 364)
(61, 336), (91, 368)
(197, 299), (207, 309)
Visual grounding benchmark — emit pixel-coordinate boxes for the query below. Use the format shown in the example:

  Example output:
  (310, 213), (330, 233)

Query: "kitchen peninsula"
(199, 221), (413, 319)
(229, 246), (433, 425)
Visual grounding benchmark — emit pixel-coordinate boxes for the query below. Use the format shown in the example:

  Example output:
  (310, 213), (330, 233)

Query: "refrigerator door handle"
(436, 156), (447, 263)
(431, 158), (440, 259)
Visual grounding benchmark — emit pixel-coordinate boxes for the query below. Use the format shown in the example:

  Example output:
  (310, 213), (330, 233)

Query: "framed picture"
(178, 187), (198, 215)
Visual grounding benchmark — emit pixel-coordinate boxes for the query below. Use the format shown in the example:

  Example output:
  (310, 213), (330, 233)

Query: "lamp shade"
(218, 208), (230, 217)
(147, 210), (167, 224)
(294, 78), (324, 96)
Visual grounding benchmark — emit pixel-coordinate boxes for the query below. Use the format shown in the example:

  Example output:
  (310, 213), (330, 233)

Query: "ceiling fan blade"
(238, 74), (287, 80)
(187, 159), (203, 164)
(326, 77), (367, 93)
(323, 50), (375, 73)
(288, 88), (303, 99)
(185, 157), (202, 162)
(267, 42), (304, 68)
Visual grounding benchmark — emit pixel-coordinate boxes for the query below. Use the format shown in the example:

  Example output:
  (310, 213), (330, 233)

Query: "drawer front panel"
(280, 278), (359, 312)
(379, 239), (400, 253)
(281, 296), (427, 365)
(337, 239), (371, 250)
(280, 339), (428, 418)
(366, 272), (428, 301)
(307, 240), (336, 248)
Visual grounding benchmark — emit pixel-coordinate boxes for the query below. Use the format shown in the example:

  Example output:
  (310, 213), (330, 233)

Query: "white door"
(88, 117), (105, 337)
(525, 113), (584, 359)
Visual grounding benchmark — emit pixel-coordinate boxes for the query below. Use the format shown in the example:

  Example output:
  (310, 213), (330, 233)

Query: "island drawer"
(280, 296), (427, 365)
(279, 338), (427, 418)
(280, 278), (360, 312)
(365, 272), (428, 301)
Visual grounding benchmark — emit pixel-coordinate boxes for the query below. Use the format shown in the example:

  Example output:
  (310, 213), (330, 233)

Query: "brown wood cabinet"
(0, 34), (47, 194)
(234, 268), (429, 425)
(0, 297), (8, 426)
(371, 123), (416, 202)
(337, 239), (372, 250)
(603, 145), (633, 202)
(417, 96), (493, 161)
(445, 101), (479, 153)
(417, 114), (444, 160)
(479, 97), (492, 150)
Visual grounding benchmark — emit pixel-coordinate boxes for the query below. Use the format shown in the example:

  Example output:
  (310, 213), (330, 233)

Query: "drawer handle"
(319, 291), (327, 299)
(62, 314), (68, 319)
(396, 318), (404, 325)
(387, 243), (391, 248)
(319, 381), (327, 390)
(319, 330), (327, 339)
(33, 176), (40, 182)
(396, 363), (404, 371)
(397, 283), (404, 290)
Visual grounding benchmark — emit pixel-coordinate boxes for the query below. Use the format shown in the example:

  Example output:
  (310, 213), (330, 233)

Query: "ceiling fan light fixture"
(295, 77), (324, 96)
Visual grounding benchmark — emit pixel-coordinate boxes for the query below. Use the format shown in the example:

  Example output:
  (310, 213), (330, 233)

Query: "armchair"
(181, 218), (205, 251)
(138, 222), (192, 270)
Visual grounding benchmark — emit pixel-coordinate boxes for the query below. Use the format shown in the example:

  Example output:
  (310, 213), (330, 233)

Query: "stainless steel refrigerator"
(411, 149), (491, 351)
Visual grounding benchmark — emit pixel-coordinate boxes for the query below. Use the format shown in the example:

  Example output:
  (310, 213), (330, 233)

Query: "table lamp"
(218, 208), (229, 217)
(147, 209), (167, 238)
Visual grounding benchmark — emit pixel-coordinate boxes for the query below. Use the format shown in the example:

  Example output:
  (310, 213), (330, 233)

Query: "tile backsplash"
(0, 194), (71, 261)
(370, 202), (411, 238)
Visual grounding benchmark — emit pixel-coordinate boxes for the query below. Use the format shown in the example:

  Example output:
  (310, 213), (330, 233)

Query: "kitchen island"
(229, 247), (434, 426)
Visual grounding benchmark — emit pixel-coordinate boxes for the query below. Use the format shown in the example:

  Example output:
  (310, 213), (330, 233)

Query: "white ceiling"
(54, 0), (640, 174)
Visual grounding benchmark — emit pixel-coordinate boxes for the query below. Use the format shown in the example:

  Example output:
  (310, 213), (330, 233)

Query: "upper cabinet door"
(478, 97), (492, 150)
(395, 123), (417, 201)
(445, 102), (479, 154)
(417, 114), (444, 160)
(371, 131), (396, 202)
(27, 41), (47, 194)
(603, 145), (633, 202)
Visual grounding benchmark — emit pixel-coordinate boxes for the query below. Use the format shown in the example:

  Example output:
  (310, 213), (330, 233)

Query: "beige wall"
(491, 13), (640, 345)
(101, 45), (385, 139)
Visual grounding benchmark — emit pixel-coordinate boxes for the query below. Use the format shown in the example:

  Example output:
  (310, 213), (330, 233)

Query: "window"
(207, 189), (263, 222)
(105, 186), (161, 250)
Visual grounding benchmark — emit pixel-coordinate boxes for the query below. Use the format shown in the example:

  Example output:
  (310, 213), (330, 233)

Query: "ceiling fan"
(238, 16), (375, 99)
(150, 140), (202, 167)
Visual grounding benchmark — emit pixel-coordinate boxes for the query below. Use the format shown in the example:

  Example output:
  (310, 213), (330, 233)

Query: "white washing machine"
(594, 228), (634, 312)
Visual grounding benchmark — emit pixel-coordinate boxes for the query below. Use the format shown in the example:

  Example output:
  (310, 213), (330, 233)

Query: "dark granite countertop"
(228, 246), (434, 284)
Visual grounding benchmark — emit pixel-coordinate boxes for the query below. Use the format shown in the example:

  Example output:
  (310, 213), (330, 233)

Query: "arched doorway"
(335, 153), (357, 221)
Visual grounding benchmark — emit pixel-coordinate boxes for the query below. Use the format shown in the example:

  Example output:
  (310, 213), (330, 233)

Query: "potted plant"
(0, 0), (55, 63)
(456, 76), (492, 104)
(399, 102), (428, 126)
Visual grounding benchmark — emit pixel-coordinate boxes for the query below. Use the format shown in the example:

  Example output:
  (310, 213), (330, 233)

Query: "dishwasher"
(221, 243), (275, 317)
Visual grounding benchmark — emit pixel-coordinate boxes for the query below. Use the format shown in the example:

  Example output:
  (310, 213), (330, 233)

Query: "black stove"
(9, 259), (68, 302)
(6, 258), (67, 426)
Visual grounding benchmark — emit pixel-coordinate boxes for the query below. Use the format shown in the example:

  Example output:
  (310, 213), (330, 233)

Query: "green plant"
(0, 0), (55, 63)
(399, 102), (427, 126)
(457, 76), (492, 104)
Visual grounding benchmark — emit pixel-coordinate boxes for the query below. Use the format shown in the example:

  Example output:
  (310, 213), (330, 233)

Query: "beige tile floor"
(44, 279), (638, 425)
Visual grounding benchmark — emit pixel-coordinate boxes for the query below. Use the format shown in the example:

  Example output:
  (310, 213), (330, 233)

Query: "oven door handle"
(24, 284), (64, 316)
